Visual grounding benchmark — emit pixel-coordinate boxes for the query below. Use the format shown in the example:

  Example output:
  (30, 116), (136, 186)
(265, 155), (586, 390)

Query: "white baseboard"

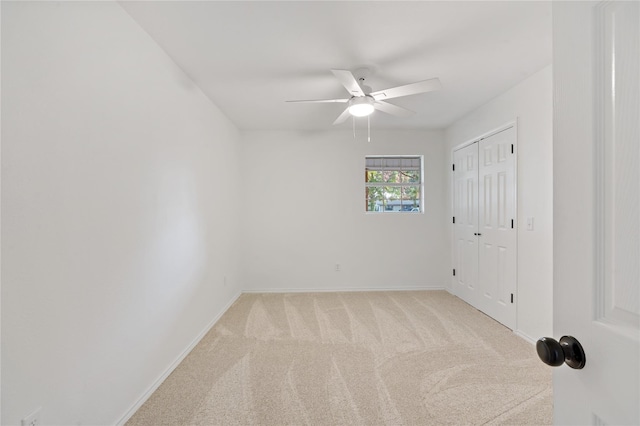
(514, 329), (537, 345)
(242, 285), (445, 293)
(116, 290), (242, 425)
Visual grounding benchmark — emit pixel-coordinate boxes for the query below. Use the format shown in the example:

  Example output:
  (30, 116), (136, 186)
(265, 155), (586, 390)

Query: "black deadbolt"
(536, 335), (586, 369)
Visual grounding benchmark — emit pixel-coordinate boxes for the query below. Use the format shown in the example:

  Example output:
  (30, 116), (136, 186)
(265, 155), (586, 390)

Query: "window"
(365, 156), (423, 213)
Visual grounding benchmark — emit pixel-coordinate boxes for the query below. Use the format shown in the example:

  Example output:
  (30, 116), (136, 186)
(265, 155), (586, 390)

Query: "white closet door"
(478, 127), (517, 329)
(453, 143), (479, 307)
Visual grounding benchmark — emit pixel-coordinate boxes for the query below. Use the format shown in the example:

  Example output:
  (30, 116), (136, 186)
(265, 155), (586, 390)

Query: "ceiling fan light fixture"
(348, 96), (375, 117)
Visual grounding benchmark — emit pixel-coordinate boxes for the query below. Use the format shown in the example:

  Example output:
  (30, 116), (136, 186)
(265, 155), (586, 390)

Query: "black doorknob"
(536, 335), (586, 369)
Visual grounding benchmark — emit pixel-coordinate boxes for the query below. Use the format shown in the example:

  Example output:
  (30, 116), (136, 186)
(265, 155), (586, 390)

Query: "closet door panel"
(478, 127), (517, 329)
(453, 143), (479, 307)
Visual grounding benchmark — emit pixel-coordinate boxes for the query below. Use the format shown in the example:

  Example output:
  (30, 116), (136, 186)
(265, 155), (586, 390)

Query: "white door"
(453, 143), (479, 307)
(552, 2), (639, 425)
(478, 128), (517, 329)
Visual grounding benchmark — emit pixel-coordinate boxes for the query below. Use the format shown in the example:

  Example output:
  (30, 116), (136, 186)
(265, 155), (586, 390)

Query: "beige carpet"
(127, 291), (552, 425)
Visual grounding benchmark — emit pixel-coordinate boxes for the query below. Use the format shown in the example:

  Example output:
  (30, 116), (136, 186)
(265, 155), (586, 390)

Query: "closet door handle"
(474, 233), (482, 236)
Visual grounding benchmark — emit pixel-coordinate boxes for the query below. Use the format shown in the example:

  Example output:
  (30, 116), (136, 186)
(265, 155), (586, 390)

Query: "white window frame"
(365, 155), (424, 214)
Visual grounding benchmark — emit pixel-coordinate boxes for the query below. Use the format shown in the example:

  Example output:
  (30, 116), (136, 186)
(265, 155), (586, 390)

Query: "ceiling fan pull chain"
(367, 115), (371, 142)
(353, 116), (356, 139)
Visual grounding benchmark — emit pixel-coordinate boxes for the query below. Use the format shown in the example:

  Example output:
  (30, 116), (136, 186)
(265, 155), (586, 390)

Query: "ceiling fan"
(286, 69), (442, 125)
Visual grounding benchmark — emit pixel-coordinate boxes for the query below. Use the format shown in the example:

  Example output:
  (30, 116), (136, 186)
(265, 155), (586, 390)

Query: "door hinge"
(511, 219), (514, 229)
(453, 216), (456, 224)
(511, 144), (514, 154)
(511, 293), (514, 304)
(453, 269), (456, 276)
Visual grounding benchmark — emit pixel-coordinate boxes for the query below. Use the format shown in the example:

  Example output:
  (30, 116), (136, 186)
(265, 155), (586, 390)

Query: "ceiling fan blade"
(371, 78), (442, 101)
(331, 69), (365, 97)
(286, 98), (348, 103)
(374, 101), (415, 117)
(332, 107), (352, 125)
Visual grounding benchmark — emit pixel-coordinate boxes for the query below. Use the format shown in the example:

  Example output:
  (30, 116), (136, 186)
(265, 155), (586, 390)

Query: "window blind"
(365, 156), (421, 171)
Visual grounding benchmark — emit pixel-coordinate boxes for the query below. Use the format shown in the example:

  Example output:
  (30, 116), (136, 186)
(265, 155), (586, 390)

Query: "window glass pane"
(400, 170), (420, 183)
(384, 186), (402, 211)
(366, 187), (385, 212)
(401, 186), (420, 211)
(402, 185), (420, 202)
(366, 170), (383, 182)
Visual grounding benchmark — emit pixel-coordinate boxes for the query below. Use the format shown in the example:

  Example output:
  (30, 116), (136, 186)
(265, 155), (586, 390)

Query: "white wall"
(1, 2), (241, 424)
(445, 66), (553, 341)
(240, 129), (449, 292)
(0, 3), (3, 422)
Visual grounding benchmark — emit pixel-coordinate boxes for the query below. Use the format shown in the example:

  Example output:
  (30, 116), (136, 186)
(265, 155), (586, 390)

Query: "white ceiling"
(120, 1), (551, 131)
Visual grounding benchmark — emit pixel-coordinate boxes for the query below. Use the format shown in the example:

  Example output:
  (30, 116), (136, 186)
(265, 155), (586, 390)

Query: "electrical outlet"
(335, 263), (341, 272)
(21, 407), (41, 426)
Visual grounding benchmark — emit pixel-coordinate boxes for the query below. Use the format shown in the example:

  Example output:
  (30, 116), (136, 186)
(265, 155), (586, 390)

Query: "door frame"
(450, 119), (519, 328)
